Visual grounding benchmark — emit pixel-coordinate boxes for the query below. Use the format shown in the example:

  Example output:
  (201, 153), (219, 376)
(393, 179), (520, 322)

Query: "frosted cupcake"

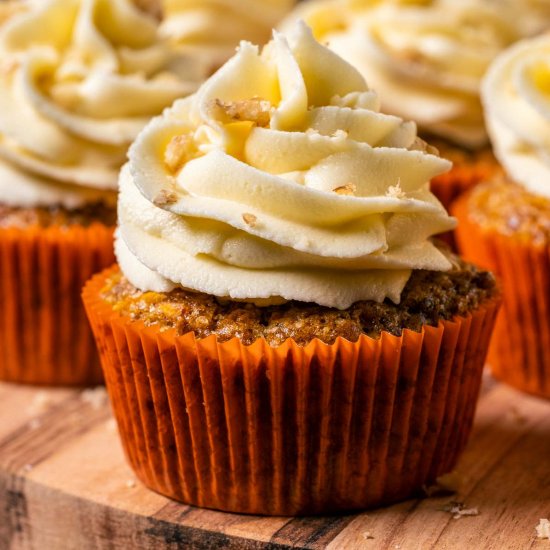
(453, 34), (550, 399)
(160, 0), (296, 73)
(282, 0), (525, 211)
(83, 23), (499, 514)
(0, 0), (203, 386)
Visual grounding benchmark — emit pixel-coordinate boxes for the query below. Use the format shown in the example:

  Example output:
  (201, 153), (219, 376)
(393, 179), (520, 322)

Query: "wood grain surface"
(0, 374), (549, 550)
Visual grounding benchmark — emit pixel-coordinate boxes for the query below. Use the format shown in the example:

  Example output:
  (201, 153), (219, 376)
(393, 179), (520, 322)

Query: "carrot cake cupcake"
(84, 23), (500, 514)
(453, 34), (550, 399)
(0, 0), (204, 385)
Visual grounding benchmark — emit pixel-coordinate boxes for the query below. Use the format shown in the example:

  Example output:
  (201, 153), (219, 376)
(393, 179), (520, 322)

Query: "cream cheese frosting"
(283, 0), (520, 149)
(0, 0), (203, 209)
(117, 23), (456, 309)
(160, 0), (296, 73)
(483, 34), (550, 199)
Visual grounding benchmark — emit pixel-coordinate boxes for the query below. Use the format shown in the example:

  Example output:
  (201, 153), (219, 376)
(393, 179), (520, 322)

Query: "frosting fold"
(0, 0), (203, 208)
(283, 0), (520, 148)
(483, 34), (550, 199)
(118, 24), (456, 309)
(161, 0), (295, 72)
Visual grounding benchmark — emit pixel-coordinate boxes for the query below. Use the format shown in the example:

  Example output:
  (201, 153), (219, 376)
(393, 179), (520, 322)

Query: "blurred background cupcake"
(0, 0), (204, 386)
(160, 0), (297, 73)
(282, 0), (550, 212)
(84, 24), (499, 515)
(453, 34), (550, 400)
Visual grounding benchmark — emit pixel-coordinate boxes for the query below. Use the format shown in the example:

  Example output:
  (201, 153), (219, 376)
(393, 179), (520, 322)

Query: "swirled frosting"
(0, 0), (203, 209)
(160, 0), (296, 72)
(283, 0), (520, 148)
(117, 23), (455, 309)
(482, 34), (550, 199)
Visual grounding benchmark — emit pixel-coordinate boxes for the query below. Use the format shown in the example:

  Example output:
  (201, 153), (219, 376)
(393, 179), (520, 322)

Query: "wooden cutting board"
(1, 374), (549, 550)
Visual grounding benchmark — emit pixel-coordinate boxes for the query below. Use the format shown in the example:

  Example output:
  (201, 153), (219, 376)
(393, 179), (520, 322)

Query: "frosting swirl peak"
(483, 34), (550, 199)
(118, 23), (456, 309)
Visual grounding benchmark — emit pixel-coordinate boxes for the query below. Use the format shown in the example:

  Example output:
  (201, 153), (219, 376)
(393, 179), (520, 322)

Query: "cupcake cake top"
(0, 0), (203, 209)
(117, 23), (456, 310)
(160, 0), (296, 73)
(483, 34), (550, 199)
(283, 0), (520, 148)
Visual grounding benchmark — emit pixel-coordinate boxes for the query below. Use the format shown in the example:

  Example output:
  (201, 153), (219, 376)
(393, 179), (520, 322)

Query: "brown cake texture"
(464, 178), (550, 245)
(101, 255), (497, 347)
(0, 201), (117, 229)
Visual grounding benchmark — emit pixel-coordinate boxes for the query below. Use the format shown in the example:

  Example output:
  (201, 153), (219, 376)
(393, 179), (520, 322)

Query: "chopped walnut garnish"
(386, 181), (407, 200)
(410, 137), (440, 157)
(153, 189), (178, 207)
(242, 213), (258, 227)
(164, 134), (194, 174)
(211, 97), (272, 127)
(333, 183), (357, 196)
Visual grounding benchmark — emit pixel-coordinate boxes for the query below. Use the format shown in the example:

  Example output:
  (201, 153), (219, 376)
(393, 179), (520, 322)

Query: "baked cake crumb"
(101, 256), (498, 347)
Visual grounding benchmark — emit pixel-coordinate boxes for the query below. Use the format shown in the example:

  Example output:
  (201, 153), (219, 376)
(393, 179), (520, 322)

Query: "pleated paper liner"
(453, 196), (550, 400)
(431, 160), (501, 249)
(83, 266), (500, 516)
(0, 223), (114, 386)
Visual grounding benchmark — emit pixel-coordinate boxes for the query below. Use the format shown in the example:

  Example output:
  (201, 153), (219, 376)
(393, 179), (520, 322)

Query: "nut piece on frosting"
(116, 22), (457, 310)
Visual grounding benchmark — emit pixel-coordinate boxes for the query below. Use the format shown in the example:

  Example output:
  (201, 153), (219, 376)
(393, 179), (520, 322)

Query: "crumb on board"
(537, 519), (550, 539)
(126, 479), (137, 489)
(362, 531), (374, 540)
(81, 387), (108, 410)
(28, 391), (53, 415)
(439, 501), (479, 520)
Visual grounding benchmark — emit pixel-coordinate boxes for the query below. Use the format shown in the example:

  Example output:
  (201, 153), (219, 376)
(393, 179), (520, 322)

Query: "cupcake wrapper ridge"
(83, 267), (500, 515)
(453, 196), (550, 399)
(0, 224), (114, 386)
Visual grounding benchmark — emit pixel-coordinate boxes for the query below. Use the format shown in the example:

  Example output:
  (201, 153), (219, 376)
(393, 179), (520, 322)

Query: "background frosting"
(483, 34), (550, 199)
(284, 0), (520, 149)
(117, 24), (455, 309)
(0, 0), (203, 208)
(161, 0), (296, 73)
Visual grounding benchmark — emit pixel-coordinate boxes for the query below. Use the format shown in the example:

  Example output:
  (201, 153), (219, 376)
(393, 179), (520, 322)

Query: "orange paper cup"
(453, 196), (550, 399)
(83, 266), (500, 515)
(0, 223), (114, 386)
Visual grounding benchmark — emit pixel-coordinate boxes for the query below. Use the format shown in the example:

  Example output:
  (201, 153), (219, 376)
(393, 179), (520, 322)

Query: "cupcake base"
(453, 193), (550, 399)
(0, 223), (114, 386)
(84, 267), (499, 515)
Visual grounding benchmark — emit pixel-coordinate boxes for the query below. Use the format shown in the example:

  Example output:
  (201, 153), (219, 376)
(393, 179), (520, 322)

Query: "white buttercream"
(118, 23), (455, 309)
(0, 0), (203, 208)
(283, 0), (520, 148)
(483, 34), (550, 199)
(161, 0), (296, 72)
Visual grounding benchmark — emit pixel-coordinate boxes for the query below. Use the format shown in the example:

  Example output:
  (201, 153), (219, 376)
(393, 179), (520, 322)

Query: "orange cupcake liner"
(0, 223), (114, 386)
(431, 160), (501, 249)
(83, 266), (500, 515)
(453, 196), (550, 399)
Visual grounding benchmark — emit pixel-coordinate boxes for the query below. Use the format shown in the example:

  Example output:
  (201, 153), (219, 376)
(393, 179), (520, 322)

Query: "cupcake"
(453, 34), (550, 399)
(160, 0), (296, 74)
(83, 23), (500, 514)
(281, 0), (526, 212)
(0, 0), (204, 386)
